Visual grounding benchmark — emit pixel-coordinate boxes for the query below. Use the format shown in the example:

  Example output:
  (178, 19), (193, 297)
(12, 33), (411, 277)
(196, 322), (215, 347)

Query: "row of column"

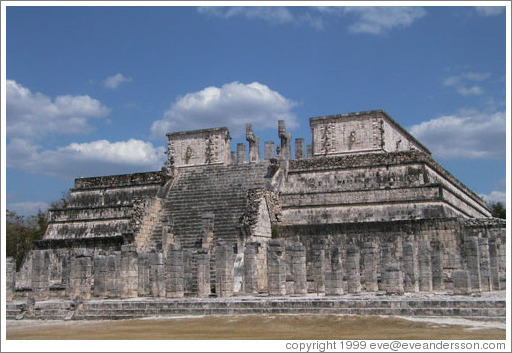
(231, 123), (311, 165)
(234, 140), (313, 164)
(263, 236), (503, 296)
(10, 234), (504, 301)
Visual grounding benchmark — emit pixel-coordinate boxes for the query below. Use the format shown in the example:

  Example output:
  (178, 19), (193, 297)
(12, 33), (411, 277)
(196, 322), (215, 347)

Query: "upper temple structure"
(6, 110), (505, 303)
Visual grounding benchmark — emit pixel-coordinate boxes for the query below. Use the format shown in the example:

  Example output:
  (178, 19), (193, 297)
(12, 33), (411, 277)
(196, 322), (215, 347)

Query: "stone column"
(215, 244), (235, 297)
(93, 255), (108, 298)
(120, 244), (139, 298)
(285, 244), (294, 295)
(138, 252), (150, 297)
(32, 249), (50, 300)
(295, 138), (305, 160)
(325, 246), (343, 296)
(267, 240), (286, 295)
(196, 250), (211, 298)
(278, 120), (291, 160)
(67, 251), (93, 300)
(431, 240), (444, 291)
(246, 124), (260, 163)
(385, 263), (404, 295)
(478, 237), (492, 291)
(6, 257), (16, 301)
(149, 252), (166, 297)
(108, 254), (122, 297)
(379, 242), (392, 291)
(362, 242), (379, 292)
(307, 145), (313, 159)
(345, 245), (361, 293)
(418, 241), (433, 292)
(402, 241), (419, 292)
(312, 243), (326, 294)
(166, 244), (184, 297)
(488, 239), (500, 291)
(497, 238), (506, 290)
(452, 270), (471, 295)
(92, 253), (120, 298)
(230, 151), (236, 164)
(243, 242), (259, 294)
(290, 239), (307, 295)
(464, 236), (481, 291)
(237, 143), (246, 164)
(264, 141), (274, 161)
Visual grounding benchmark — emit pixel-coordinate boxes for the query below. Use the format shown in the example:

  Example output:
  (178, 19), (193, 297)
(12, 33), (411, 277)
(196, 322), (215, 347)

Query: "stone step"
(69, 306), (507, 320)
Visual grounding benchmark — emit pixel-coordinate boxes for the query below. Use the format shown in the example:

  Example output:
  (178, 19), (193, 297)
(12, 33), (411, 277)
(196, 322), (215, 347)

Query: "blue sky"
(3, 3), (508, 216)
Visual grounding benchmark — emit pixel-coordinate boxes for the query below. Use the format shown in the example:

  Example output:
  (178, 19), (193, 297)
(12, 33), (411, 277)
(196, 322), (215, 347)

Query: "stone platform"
(6, 291), (506, 322)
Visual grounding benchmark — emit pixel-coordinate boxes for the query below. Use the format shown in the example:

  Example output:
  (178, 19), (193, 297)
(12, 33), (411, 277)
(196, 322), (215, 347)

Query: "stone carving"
(395, 138), (402, 151)
(320, 123), (334, 155)
(246, 124), (260, 163)
(278, 120), (291, 159)
(204, 133), (215, 164)
(348, 131), (356, 150)
(184, 146), (194, 164)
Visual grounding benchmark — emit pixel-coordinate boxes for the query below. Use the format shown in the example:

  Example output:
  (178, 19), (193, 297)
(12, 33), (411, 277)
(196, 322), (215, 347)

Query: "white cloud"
(457, 86), (484, 96)
(443, 71), (490, 96)
(198, 6), (426, 34)
(198, 6), (294, 25)
(474, 6), (505, 16)
(480, 178), (506, 206)
(151, 81), (298, 138)
(409, 110), (505, 159)
(6, 80), (109, 139)
(103, 73), (133, 89)
(480, 191), (506, 205)
(7, 138), (165, 179)
(340, 7), (426, 35)
(7, 201), (49, 216)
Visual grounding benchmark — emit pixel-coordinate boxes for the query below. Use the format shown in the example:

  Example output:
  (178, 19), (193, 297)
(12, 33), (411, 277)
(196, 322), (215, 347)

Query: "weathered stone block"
(6, 257), (16, 301)
(478, 237), (492, 291)
(166, 244), (184, 297)
(264, 141), (274, 161)
(418, 241), (433, 292)
(431, 240), (444, 291)
(243, 243), (259, 294)
(149, 252), (166, 297)
(452, 270), (471, 295)
(464, 236), (481, 291)
(362, 242), (379, 292)
(385, 263), (404, 295)
(196, 250), (211, 298)
(325, 270), (343, 296)
(267, 240), (286, 295)
(402, 241), (419, 292)
(32, 250), (50, 300)
(215, 244), (235, 297)
(67, 254), (93, 300)
(345, 245), (361, 293)
(120, 246), (139, 298)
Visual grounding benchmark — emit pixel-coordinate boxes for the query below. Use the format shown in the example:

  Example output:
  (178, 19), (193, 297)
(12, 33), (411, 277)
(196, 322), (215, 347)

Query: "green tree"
(489, 202), (506, 219)
(6, 210), (48, 270)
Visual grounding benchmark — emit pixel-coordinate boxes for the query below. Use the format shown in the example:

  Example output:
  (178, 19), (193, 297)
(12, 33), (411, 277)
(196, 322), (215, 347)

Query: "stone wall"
(45, 172), (163, 240)
(166, 127), (231, 167)
(281, 151), (490, 225)
(310, 110), (429, 157)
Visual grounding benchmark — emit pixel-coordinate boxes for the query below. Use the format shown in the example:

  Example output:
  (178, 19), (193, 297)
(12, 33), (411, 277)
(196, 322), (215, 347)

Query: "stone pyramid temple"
(6, 110), (506, 303)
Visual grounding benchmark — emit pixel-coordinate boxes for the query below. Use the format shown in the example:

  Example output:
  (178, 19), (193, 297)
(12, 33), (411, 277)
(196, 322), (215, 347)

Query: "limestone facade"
(8, 110), (505, 302)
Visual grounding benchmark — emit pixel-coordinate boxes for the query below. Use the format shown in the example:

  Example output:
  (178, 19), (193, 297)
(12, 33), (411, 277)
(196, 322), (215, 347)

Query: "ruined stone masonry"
(7, 110), (506, 306)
